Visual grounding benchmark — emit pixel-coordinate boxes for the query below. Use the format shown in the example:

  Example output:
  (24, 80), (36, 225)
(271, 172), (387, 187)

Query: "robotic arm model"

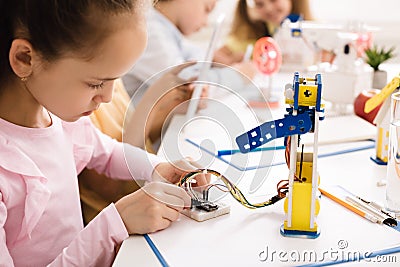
(236, 72), (325, 238)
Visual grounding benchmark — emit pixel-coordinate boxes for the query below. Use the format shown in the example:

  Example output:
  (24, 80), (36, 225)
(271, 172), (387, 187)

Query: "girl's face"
(177, 0), (216, 35)
(28, 15), (147, 122)
(252, 0), (292, 25)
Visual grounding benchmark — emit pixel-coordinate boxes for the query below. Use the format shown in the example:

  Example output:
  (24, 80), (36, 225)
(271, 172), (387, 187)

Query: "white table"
(114, 119), (399, 267)
(114, 67), (400, 267)
(114, 138), (400, 266)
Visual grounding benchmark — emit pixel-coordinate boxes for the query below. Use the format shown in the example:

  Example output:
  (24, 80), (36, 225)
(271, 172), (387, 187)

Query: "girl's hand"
(152, 159), (210, 187)
(115, 182), (191, 234)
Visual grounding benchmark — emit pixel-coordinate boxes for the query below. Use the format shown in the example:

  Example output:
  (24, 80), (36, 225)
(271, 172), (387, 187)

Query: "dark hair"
(0, 0), (146, 85)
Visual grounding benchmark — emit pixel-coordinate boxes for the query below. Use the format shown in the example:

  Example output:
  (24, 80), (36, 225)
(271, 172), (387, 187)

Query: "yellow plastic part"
(286, 84), (318, 107)
(377, 127), (383, 161)
(376, 127), (389, 163)
(283, 152), (320, 232)
(299, 85), (318, 106)
(364, 75), (400, 113)
(283, 183), (320, 232)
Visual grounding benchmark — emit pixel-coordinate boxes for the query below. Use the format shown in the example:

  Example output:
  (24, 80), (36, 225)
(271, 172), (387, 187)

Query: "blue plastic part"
(286, 13), (303, 23)
(236, 72), (325, 154)
(293, 72), (300, 110)
(370, 156), (388, 165)
(280, 225), (320, 239)
(315, 73), (323, 112)
(236, 112), (312, 153)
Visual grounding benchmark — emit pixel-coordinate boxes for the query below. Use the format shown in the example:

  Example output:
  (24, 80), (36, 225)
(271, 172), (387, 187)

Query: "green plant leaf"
(365, 45), (396, 71)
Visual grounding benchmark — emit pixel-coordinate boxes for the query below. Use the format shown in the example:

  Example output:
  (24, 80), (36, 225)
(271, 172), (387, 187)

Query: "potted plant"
(365, 45), (396, 89)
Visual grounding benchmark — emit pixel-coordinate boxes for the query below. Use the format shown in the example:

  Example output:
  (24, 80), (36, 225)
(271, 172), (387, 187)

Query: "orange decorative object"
(252, 37), (282, 75)
(354, 89), (382, 125)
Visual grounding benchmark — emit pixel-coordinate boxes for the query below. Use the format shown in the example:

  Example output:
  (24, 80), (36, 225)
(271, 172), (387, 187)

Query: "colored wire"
(179, 130), (304, 208)
(278, 135), (303, 198)
(178, 169), (283, 209)
(206, 183), (230, 193)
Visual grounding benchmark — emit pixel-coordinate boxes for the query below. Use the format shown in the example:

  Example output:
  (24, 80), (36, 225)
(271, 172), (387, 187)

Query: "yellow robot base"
(280, 153), (321, 239)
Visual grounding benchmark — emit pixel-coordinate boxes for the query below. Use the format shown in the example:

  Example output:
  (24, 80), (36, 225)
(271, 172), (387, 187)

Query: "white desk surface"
(115, 147), (400, 266)
(114, 68), (400, 267)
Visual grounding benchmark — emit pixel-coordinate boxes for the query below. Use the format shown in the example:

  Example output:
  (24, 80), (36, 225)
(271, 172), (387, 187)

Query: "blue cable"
(217, 146), (286, 156)
(143, 234), (169, 267)
(186, 138), (374, 171)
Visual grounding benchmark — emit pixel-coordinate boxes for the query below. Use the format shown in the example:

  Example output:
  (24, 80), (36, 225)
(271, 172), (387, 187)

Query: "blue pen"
(217, 146), (286, 156)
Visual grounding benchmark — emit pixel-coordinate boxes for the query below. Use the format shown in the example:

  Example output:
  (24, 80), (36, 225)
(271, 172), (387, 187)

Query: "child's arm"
(67, 117), (162, 182)
(48, 183), (190, 265)
(124, 63), (195, 149)
(214, 45), (244, 65)
(73, 115), (209, 185)
(49, 204), (128, 266)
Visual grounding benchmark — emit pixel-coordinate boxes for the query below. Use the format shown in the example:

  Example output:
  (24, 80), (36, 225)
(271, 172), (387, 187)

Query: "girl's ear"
(9, 39), (35, 79)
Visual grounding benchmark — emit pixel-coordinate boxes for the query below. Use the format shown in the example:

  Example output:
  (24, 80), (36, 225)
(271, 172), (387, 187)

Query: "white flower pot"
(373, 70), (388, 89)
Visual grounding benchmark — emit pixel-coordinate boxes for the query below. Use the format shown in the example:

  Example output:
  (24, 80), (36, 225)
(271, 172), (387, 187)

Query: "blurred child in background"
(122, 0), (256, 98)
(214, 0), (313, 65)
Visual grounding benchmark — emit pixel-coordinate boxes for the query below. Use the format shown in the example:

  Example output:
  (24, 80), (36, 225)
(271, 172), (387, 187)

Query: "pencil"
(345, 196), (398, 227)
(217, 146), (286, 156)
(319, 188), (378, 223)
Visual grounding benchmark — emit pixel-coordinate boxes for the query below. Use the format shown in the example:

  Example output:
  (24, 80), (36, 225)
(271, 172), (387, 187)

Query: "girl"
(214, 0), (313, 65)
(0, 0), (206, 265)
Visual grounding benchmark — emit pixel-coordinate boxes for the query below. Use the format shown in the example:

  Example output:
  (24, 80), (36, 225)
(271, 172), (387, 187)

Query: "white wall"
(310, 0), (400, 23)
(189, 0), (400, 63)
(311, 0), (400, 63)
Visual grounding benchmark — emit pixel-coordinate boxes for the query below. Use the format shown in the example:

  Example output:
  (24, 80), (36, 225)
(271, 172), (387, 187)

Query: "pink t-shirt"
(0, 115), (162, 266)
